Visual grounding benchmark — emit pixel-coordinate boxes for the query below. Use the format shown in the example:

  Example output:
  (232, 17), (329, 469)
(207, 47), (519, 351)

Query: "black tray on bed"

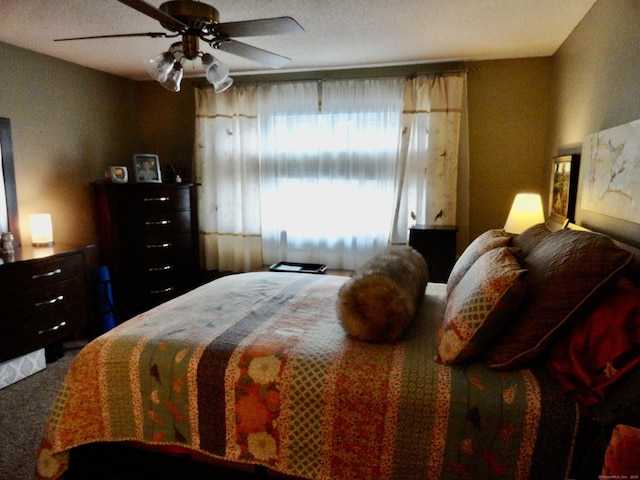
(269, 262), (327, 274)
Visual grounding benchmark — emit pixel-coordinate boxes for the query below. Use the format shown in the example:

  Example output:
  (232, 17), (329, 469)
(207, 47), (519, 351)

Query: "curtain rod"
(193, 61), (467, 89)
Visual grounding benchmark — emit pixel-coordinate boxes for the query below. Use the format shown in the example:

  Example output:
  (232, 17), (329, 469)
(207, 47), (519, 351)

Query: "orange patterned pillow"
(438, 247), (527, 365)
(446, 229), (512, 297)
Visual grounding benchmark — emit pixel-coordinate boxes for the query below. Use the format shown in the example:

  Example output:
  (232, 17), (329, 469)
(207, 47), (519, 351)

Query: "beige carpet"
(0, 342), (82, 480)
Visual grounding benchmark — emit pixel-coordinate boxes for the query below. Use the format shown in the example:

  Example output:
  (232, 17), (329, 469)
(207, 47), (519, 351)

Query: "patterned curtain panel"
(195, 86), (264, 272)
(390, 75), (467, 245)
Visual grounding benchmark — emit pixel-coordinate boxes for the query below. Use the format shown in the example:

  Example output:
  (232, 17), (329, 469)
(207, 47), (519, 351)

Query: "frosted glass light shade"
(214, 76), (233, 93)
(161, 63), (183, 92)
(143, 52), (175, 83)
(504, 193), (545, 234)
(30, 213), (54, 247)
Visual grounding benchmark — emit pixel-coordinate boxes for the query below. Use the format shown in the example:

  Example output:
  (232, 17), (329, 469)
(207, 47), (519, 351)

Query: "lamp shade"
(504, 193), (544, 234)
(30, 213), (54, 247)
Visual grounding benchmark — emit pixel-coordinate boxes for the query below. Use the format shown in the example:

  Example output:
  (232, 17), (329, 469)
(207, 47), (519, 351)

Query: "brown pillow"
(337, 245), (428, 343)
(446, 229), (512, 297)
(486, 229), (634, 370)
(438, 247), (527, 365)
(512, 223), (551, 259)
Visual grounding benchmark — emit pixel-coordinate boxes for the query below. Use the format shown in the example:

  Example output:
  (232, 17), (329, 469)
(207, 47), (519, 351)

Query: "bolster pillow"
(337, 245), (429, 343)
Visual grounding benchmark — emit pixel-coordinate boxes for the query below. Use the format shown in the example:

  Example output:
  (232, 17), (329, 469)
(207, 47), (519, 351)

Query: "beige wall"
(546, 0), (640, 245)
(0, 42), (140, 247)
(138, 81), (196, 182)
(465, 58), (553, 241)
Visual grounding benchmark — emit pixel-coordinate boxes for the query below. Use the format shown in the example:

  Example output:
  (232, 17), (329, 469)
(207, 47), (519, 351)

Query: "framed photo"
(133, 154), (162, 183)
(550, 153), (580, 222)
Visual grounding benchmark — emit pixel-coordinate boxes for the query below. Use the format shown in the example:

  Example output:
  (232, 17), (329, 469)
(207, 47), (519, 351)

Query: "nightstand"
(409, 224), (457, 283)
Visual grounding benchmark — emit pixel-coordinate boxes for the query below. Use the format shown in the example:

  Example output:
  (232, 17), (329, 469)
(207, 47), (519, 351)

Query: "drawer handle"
(149, 286), (174, 295)
(38, 321), (67, 335)
(35, 295), (64, 308)
(145, 220), (171, 226)
(143, 196), (170, 202)
(148, 265), (173, 272)
(32, 268), (62, 279)
(146, 242), (172, 249)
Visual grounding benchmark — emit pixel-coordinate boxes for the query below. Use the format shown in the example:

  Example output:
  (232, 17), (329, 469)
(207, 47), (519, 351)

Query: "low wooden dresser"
(92, 182), (200, 321)
(0, 244), (94, 363)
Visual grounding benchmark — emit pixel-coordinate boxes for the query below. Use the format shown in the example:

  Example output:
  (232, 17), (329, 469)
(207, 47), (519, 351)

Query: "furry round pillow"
(337, 245), (429, 343)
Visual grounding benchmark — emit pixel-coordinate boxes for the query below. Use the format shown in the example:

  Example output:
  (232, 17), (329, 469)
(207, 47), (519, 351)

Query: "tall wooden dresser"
(0, 244), (94, 363)
(92, 182), (200, 321)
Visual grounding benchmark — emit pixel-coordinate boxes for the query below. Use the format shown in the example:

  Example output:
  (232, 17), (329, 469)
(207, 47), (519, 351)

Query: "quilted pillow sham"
(437, 247), (527, 365)
(512, 222), (551, 259)
(446, 229), (512, 297)
(486, 229), (634, 370)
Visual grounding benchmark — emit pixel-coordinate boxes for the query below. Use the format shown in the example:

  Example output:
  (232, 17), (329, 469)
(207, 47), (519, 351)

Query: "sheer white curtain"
(194, 86), (264, 272)
(258, 78), (404, 270)
(391, 75), (467, 246)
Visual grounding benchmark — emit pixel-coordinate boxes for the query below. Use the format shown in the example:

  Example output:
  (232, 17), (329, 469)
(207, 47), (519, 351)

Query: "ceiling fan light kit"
(55, 0), (304, 93)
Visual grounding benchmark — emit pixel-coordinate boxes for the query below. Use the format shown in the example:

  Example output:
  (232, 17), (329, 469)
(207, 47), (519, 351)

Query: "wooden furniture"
(92, 182), (200, 321)
(0, 244), (94, 363)
(409, 224), (457, 283)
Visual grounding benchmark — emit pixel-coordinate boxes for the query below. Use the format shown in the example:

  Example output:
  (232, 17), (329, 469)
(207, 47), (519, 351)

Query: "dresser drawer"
(0, 251), (83, 296)
(117, 186), (191, 213)
(2, 277), (86, 321)
(0, 304), (87, 362)
(120, 210), (193, 236)
(123, 233), (194, 262)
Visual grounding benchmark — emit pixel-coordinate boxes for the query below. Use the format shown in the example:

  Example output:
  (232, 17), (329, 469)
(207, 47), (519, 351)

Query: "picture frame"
(133, 154), (162, 183)
(550, 153), (580, 222)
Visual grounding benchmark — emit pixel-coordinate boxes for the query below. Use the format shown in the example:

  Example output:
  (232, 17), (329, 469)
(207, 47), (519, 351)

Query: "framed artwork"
(550, 153), (580, 222)
(580, 118), (640, 224)
(133, 154), (162, 183)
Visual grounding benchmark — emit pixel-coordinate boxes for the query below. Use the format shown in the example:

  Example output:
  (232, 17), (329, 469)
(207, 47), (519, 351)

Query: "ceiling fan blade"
(55, 32), (171, 41)
(216, 39), (291, 68)
(117, 0), (188, 31)
(216, 17), (304, 38)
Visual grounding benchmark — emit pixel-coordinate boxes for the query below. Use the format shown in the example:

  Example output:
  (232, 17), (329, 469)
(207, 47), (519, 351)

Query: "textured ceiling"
(0, 0), (597, 81)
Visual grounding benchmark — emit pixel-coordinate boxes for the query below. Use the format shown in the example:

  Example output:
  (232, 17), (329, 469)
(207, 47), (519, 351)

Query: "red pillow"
(546, 277), (640, 406)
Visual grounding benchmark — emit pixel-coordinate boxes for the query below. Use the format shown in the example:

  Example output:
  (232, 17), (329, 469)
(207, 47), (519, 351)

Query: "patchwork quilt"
(36, 272), (578, 479)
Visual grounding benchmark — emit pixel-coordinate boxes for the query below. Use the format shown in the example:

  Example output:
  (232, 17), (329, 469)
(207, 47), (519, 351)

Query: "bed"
(35, 223), (640, 480)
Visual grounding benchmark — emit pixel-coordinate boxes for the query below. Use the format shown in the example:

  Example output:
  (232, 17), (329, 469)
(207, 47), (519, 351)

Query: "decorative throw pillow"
(437, 247), (527, 365)
(337, 245), (429, 343)
(485, 229), (634, 370)
(546, 277), (640, 406)
(446, 229), (512, 297)
(601, 424), (640, 477)
(512, 222), (551, 259)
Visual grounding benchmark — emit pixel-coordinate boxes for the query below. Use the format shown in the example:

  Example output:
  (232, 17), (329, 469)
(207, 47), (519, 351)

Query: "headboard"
(0, 117), (20, 247)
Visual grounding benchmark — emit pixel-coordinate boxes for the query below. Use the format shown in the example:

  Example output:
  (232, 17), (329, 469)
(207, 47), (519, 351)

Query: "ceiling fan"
(55, 0), (304, 91)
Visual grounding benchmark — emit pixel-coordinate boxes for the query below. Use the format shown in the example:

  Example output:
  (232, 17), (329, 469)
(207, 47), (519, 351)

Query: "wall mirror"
(0, 117), (21, 247)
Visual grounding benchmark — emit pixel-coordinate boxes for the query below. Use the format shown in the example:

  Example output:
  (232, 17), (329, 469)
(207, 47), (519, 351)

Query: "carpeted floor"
(0, 341), (83, 480)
